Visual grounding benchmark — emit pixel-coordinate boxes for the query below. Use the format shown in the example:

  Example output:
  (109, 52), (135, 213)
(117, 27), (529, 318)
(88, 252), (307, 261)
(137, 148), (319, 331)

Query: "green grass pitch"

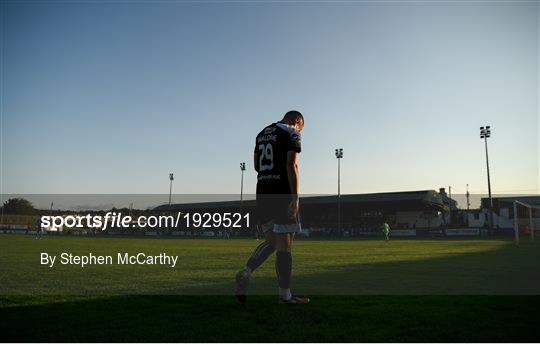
(1, 234), (539, 341)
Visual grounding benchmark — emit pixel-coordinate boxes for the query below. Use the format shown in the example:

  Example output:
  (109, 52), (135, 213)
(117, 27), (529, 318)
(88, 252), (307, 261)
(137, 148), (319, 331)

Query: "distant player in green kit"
(382, 222), (390, 241)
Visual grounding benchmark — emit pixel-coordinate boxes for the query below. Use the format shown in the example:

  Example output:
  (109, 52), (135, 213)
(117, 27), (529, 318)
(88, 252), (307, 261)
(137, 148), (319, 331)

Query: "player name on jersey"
(257, 134), (277, 143)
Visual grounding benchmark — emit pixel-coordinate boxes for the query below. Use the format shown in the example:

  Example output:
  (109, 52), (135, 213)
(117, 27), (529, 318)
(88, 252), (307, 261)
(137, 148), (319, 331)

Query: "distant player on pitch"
(382, 222), (390, 241)
(235, 110), (308, 304)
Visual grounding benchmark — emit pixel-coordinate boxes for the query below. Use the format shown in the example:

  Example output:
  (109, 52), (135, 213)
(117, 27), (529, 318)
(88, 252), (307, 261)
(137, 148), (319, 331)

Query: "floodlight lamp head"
(480, 125), (492, 139)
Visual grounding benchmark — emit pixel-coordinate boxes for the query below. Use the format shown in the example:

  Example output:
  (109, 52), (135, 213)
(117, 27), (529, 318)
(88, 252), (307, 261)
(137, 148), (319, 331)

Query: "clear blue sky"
(2, 1), (538, 197)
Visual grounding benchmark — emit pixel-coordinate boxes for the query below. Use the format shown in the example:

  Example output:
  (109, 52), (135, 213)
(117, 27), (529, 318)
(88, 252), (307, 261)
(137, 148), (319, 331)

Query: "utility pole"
(466, 184), (470, 211)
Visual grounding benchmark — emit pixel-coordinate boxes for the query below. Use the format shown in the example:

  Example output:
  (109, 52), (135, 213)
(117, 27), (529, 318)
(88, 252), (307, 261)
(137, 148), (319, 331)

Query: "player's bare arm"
(287, 151), (300, 218)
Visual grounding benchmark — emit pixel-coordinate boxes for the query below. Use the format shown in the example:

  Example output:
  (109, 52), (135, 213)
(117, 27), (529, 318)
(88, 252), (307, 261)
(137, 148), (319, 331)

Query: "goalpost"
(513, 200), (539, 245)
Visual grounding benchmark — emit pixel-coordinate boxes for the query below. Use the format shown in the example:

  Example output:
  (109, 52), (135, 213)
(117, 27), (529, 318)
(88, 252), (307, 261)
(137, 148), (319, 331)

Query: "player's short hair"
(283, 110), (304, 125)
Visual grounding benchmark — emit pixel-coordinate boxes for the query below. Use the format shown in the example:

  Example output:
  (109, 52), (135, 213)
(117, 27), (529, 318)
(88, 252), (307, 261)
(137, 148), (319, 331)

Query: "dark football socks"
(246, 240), (275, 272)
(275, 250), (292, 289)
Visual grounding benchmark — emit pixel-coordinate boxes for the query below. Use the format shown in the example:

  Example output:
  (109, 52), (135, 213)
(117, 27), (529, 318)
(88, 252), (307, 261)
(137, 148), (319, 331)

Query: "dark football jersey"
(254, 122), (301, 195)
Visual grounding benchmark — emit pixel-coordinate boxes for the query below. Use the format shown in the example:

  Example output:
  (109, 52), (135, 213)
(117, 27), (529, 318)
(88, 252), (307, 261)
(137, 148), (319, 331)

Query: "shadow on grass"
(139, 240), (539, 295)
(1, 295), (540, 342)
(1, 241), (540, 341)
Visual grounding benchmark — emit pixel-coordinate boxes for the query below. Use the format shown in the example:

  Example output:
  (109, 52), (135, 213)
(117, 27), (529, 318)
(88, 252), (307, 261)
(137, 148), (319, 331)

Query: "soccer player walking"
(235, 110), (309, 304)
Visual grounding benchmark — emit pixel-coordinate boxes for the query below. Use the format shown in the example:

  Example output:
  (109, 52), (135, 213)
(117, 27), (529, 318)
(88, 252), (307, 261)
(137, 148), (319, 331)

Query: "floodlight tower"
(335, 148), (344, 233)
(480, 126), (494, 232)
(168, 173), (174, 209)
(240, 162), (246, 202)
